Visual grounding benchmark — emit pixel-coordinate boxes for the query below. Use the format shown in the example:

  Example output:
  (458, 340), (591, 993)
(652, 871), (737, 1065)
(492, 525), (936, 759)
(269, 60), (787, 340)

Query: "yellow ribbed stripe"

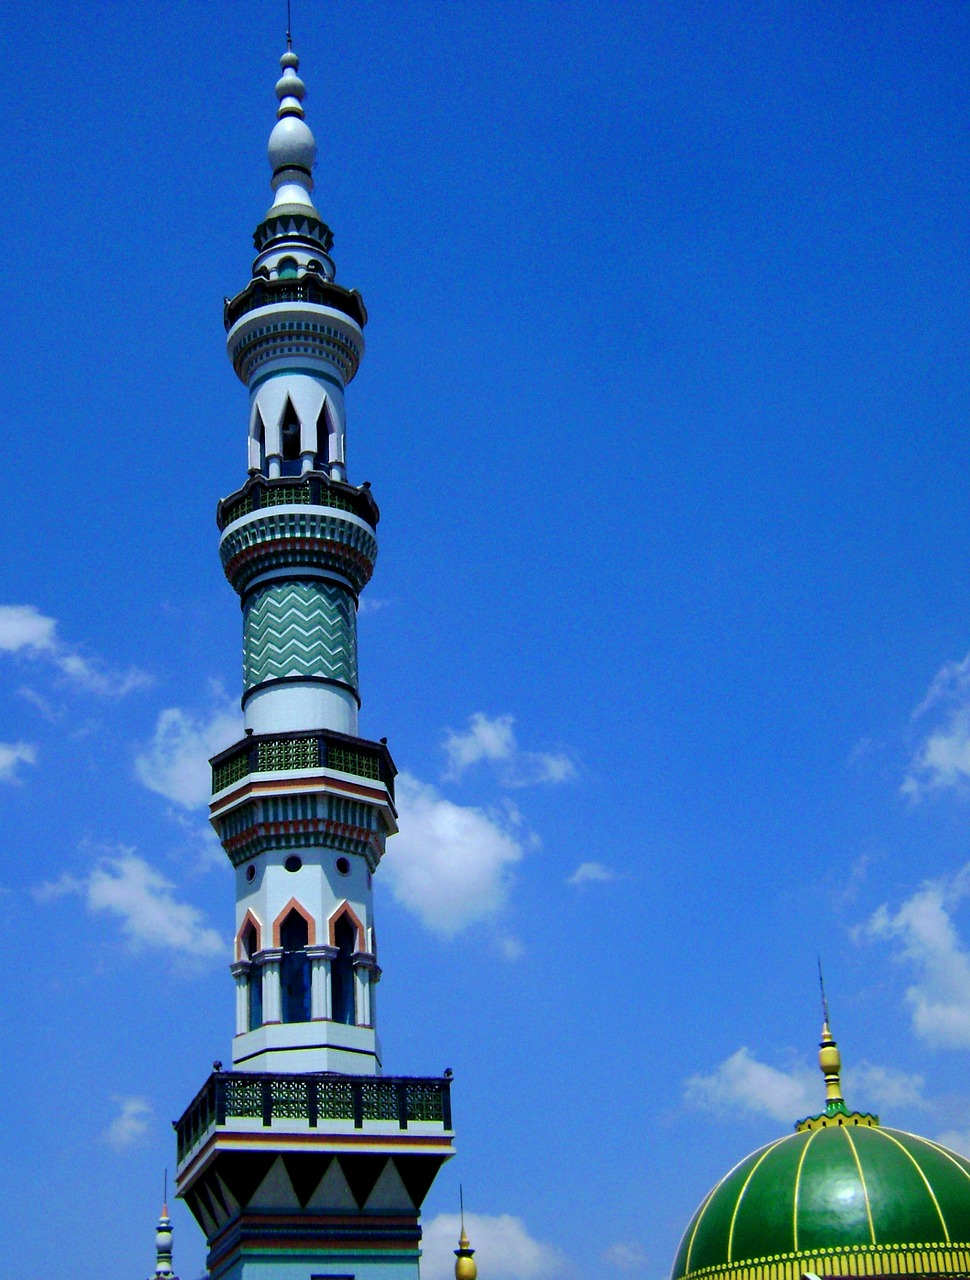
(877, 1131), (950, 1244)
(793, 1127), (818, 1252)
(728, 1142), (781, 1262)
(842, 1127), (876, 1245)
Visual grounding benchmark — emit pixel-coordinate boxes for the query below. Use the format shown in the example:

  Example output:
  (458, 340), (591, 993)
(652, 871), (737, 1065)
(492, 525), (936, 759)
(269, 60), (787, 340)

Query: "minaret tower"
(174, 46), (454, 1280)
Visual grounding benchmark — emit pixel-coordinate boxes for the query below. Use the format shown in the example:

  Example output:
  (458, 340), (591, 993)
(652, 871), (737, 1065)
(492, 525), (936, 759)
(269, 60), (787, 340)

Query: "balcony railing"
(217, 473), (379, 532)
(176, 1071), (452, 1163)
(211, 728), (395, 799)
(224, 275), (367, 331)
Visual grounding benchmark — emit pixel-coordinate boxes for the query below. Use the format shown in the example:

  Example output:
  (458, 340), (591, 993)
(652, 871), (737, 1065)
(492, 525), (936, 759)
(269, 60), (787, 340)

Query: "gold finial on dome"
(455, 1186), (477, 1280)
(794, 965), (879, 1132)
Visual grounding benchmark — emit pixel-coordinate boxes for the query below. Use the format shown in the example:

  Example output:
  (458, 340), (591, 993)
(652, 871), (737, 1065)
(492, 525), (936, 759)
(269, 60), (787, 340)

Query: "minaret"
(174, 47), (454, 1280)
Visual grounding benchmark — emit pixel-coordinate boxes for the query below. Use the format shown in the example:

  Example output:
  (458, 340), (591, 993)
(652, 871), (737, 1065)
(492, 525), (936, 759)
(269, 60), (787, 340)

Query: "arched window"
(277, 256), (299, 279)
(280, 400), (302, 477)
(331, 913), (356, 1026)
(280, 910), (311, 1023)
(241, 920), (262, 1031)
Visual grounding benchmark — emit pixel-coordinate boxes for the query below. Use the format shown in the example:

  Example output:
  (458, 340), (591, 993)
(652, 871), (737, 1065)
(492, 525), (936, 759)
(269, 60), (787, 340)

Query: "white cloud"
(0, 603), (151, 697)
(936, 1128), (970, 1158)
(844, 1062), (926, 1111)
(684, 1047), (818, 1123)
(685, 1046), (927, 1124)
(0, 604), (57, 651)
(104, 1096), (152, 1152)
(37, 850), (225, 958)
(381, 773), (525, 937)
(567, 861), (614, 886)
(865, 868), (970, 1047)
(603, 1243), (648, 1271)
(903, 655), (970, 798)
(136, 700), (241, 809)
(0, 741), (36, 783)
(497, 934), (526, 961)
(421, 1214), (562, 1280)
(443, 713), (576, 788)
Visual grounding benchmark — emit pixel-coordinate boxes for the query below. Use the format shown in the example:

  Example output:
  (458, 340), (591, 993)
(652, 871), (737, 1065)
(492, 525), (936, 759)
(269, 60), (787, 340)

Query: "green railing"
(211, 729), (394, 798)
(176, 1071), (452, 1162)
(218, 474), (369, 530)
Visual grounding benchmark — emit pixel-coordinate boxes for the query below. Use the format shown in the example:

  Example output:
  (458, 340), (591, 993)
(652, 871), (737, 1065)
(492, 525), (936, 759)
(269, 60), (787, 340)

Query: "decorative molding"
(235, 909), (264, 961)
(328, 900), (366, 952)
(273, 897), (317, 947)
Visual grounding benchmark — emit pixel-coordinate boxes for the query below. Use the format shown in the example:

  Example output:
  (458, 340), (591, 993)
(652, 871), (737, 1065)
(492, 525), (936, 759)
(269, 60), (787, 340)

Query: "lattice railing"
(328, 747), (381, 781)
(218, 475), (366, 529)
(211, 730), (392, 797)
(175, 1072), (452, 1162)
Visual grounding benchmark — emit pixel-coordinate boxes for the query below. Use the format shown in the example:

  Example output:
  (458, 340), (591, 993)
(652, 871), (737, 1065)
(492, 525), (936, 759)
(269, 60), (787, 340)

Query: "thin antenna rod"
(164, 1168), (168, 1205)
(460, 1183), (465, 1231)
(286, 0), (293, 50)
(817, 956), (830, 1026)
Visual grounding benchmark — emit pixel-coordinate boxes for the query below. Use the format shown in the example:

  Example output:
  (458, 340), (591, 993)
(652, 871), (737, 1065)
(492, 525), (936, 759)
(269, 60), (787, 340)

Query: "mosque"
(146, 38), (970, 1280)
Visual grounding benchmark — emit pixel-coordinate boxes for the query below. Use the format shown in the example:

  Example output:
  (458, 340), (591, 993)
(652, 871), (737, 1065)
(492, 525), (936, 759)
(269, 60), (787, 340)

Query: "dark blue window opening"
(331, 914), (356, 1026)
(280, 911), (311, 1023)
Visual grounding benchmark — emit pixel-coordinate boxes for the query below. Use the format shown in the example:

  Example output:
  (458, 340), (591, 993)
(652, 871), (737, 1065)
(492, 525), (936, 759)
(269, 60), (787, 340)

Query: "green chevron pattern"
(242, 581), (358, 690)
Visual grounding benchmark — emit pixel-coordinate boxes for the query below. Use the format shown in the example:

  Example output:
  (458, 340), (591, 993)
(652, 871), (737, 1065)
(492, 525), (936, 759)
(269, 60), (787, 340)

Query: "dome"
(673, 1027), (970, 1280)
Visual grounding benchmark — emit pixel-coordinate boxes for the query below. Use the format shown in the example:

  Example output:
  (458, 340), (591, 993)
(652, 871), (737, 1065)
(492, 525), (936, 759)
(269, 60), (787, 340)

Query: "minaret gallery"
(173, 46), (454, 1280)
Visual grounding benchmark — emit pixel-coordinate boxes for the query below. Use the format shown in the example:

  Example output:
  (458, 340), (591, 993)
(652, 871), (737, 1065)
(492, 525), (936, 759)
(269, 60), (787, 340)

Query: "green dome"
(672, 1124), (970, 1280)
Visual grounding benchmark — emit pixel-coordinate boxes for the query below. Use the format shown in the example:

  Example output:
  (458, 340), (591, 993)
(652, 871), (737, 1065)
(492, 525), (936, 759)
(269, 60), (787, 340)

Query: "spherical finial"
(276, 49), (306, 119)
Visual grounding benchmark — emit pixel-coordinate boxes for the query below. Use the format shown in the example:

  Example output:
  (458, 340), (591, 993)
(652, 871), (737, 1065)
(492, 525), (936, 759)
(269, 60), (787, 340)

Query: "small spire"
(817, 960), (844, 1110)
(149, 1188), (179, 1280)
(795, 976), (879, 1132)
(266, 47), (319, 216)
(455, 1186), (477, 1280)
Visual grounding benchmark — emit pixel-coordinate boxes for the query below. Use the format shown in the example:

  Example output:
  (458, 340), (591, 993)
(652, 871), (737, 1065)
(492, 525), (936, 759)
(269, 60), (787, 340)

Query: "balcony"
(175, 1071), (453, 1166)
(210, 728), (396, 800)
(224, 275), (367, 331)
(217, 472), (380, 532)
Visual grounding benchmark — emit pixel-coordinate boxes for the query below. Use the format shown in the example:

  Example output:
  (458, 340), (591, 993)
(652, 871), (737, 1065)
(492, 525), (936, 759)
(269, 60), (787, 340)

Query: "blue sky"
(3, 2), (970, 1278)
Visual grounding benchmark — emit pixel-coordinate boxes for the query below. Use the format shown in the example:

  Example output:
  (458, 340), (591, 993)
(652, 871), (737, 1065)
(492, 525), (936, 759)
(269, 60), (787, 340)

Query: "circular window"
(245, 863), (256, 883)
(336, 856), (351, 876)
(284, 855), (303, 873)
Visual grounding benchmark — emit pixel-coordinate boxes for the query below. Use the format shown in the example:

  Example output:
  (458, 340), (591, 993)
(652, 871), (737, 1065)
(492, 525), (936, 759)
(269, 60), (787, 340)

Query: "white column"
(231, 960), (250, 1035)
(308, 944), (337, 1020)
(353, 953), (375, 1026)
(258, 948), (284, 1023)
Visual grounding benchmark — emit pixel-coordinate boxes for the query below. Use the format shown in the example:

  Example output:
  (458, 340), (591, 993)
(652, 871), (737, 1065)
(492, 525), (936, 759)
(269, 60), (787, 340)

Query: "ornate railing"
(224, 275), (367, 330)
(211, 728), (394, 798)
(218, 474), (377, 531)
(176, 1072), (452, 1162)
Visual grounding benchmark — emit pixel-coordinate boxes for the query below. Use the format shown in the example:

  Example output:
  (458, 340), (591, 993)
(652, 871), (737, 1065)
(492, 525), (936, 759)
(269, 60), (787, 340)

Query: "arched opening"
(277, 256), (299, 279)
(280, 399), (302, 477)
(280, 909), (310, 1023)
(251, 409), (267, 476)
(241, 920), (262, 1030)
(314, 400), (333, 473)
(331, 913), (356, 1026)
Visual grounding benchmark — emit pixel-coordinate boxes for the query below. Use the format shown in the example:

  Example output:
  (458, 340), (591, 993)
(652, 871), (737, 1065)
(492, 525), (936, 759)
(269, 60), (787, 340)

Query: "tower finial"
(455, 1187), (477, 1280)
(149, 1191), (179, 1280)
(286, 0), (293, 50)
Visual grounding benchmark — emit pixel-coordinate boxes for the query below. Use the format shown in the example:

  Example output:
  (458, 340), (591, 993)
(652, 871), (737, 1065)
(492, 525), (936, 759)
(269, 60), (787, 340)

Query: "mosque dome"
(672, 1025), (970, 1280)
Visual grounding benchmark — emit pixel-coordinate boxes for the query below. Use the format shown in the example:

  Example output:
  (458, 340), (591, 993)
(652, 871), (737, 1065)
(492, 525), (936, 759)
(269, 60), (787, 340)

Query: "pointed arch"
(328, 901), (365, 952)
(235, 910), (263, 961)
(315, 397), (334, 470)
(279, 396), (302, 472)
(248, 406), (267, 475)
(272, 897), (316, 948)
